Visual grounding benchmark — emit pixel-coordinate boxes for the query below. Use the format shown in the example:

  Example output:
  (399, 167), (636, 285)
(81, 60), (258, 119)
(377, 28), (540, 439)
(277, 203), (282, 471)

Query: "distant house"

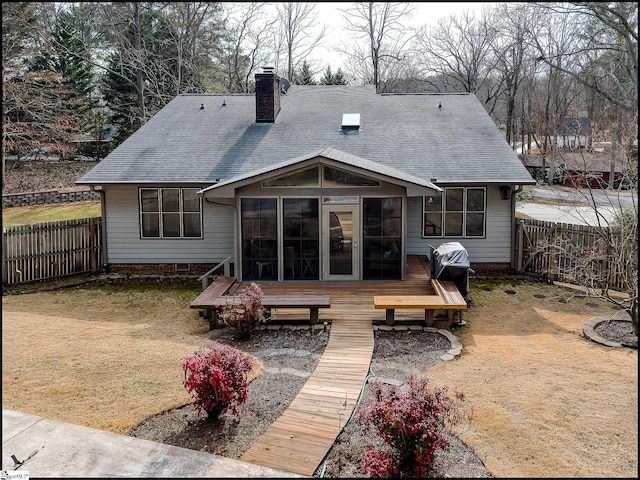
(69, 123), (121, 161)
(519, 146), (627, 189)
(77, 68), (535, 281)
(559, 116), (591, 149)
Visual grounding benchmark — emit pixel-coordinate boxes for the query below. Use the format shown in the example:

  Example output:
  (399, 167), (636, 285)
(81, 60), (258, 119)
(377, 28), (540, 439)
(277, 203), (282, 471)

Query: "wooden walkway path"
(230, 256), (433, 475)
(239, 316), (374, 476)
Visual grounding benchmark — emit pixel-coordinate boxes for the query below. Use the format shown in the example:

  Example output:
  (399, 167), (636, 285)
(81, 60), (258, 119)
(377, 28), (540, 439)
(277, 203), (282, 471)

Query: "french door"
(322, 205), (359, 280)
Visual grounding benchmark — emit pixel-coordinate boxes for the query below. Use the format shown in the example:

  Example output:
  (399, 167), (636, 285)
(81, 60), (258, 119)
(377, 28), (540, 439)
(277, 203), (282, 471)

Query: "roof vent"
(341, 113), (360, 131)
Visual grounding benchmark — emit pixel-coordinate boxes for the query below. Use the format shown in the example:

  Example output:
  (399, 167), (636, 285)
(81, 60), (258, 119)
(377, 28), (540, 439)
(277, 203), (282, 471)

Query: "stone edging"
(581, 316), (624, 348)
(257, 323), (463, 361)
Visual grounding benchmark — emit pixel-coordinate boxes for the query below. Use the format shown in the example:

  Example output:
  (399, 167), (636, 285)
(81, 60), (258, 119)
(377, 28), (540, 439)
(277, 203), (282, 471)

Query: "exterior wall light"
(499, 185), (511, 200)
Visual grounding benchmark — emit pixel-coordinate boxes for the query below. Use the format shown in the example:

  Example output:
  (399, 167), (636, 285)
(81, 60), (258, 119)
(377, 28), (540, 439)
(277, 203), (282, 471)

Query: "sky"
(312, 2), (489, 73)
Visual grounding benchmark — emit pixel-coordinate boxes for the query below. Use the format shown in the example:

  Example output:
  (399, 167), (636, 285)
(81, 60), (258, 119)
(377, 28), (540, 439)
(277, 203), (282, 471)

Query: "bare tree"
(3, 70), (87, 162)
(487, 3), (537, 147)
(99, 3), (224, 122)
(413, 8), (497, 94)
(219, 3), (278, 93)
(541, 147), (638, 334)
(529, 2), (637, 113)
(2, 3), (89, 168)
(340, 2), (414, 93)
(521, 4), (587, 179)
(339, 41), (373, 86)
(162, 2), (224, 95)
(274, 2), (326, 82)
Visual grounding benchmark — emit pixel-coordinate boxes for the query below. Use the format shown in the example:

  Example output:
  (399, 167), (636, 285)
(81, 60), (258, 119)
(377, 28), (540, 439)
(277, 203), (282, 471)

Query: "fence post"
(90, 217), (97, 273)
(2, 227), (7, 285)
(516, 219), (524, 272)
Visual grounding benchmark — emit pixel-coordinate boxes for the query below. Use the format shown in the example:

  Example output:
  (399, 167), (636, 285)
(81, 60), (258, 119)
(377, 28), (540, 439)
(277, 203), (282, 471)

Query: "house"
(519, 146), (628, 189)
(558, 116), (591, 150)
(77, 67), (535, 282)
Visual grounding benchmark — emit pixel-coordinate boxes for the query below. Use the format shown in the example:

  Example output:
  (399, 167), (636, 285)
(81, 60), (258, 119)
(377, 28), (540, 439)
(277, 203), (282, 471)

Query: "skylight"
(341, 113), (360, 130)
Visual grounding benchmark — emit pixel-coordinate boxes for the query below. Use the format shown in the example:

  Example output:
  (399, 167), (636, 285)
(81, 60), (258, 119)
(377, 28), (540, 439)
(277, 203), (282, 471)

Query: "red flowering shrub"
(182, 342), (254, 419)
(362, 450), (399, 478)
(219, 282), (267, 338)
(357, 373), (467, 477)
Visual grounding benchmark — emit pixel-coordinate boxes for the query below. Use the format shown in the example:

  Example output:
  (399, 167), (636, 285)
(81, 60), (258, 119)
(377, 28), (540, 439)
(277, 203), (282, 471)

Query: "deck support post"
(424, 309), (434, 327)
(310, 308), (319, 324)
(385, 309), (395, 326)
(208, 308), (220, 330)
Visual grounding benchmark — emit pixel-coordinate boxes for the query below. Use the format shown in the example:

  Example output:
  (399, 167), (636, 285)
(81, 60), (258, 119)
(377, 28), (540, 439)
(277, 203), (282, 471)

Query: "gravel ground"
(129, 318), (635, 477)
(593, 319), (638, 348)
(129, 325), (493, 478)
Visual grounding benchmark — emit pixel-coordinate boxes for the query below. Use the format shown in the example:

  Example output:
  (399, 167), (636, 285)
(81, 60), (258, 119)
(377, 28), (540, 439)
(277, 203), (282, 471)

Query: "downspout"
(91, 186), (108, 272)
(510, 185), (522, 271)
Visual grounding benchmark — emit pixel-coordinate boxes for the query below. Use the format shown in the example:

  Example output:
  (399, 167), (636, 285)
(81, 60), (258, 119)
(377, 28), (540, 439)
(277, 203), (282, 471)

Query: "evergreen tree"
(320, 65), (347, 85)
(333, 67), (347, 85)
(51, 11), (94, 97)
(320, 65), (334, 85)
(294, 60), (316, 85)
(100, 53), (139, 146)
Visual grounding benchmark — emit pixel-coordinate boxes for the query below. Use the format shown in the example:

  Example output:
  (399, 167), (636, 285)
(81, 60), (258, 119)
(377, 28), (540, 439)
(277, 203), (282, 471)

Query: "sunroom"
(199, 149), (441, 282)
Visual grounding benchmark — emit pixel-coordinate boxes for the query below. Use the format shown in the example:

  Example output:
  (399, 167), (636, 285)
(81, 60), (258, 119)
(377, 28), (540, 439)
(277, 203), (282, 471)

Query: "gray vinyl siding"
(405, 186), (513, 263)
(103, 185), (235, 264)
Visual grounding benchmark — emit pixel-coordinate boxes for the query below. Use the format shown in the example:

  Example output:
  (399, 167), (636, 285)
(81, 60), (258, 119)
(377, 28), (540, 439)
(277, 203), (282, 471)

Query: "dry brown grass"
(1, 283), (263, 435)
(2, 277), (637, 477)
(428, 280), (638, 478)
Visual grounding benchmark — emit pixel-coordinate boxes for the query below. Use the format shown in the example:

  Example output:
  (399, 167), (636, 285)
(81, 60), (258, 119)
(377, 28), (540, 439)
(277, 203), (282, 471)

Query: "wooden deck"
(241, 255), (435, 324)
(236, 255), (435, 475)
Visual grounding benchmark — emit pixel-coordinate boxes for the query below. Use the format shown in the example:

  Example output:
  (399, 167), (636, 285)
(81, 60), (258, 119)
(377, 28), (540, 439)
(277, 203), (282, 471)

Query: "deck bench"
(189, 276), (237, 328)
(206, 294), (331, 327)
(431, 279), (466, 306)
(374, 279), (466, 327)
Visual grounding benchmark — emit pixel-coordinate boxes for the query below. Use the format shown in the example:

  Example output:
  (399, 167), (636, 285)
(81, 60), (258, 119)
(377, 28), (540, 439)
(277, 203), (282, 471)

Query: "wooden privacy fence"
(2, 217), (102, 286)
(2, 215), (631, 290)
(514, 218), (628, 291)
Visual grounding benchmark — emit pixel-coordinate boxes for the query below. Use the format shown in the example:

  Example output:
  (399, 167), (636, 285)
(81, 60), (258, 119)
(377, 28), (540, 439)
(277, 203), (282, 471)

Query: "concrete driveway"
(517, 185), (637, 226)
(515, 202), (620, 226)
(2, 410), (302, 478)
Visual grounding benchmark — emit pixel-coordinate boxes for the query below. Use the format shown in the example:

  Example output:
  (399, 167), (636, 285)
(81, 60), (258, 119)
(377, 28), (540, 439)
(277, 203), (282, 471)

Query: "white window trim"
(139, 187), (203, 239)
(422, 187), (486, 238)
(262, 164), (381, 188)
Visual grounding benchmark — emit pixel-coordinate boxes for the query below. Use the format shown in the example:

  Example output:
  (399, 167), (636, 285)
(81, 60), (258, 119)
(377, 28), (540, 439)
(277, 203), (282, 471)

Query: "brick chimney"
(255, 67), (281, 123)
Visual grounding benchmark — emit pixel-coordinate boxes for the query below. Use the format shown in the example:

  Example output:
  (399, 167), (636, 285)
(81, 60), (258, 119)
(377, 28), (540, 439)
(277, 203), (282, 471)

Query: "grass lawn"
(1, 276), (637, 477)
(2, 201), (101, 227)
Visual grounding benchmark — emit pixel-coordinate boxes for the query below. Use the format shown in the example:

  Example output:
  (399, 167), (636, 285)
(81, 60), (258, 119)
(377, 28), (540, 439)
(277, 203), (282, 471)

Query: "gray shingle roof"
(77, 85), (535, 186)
